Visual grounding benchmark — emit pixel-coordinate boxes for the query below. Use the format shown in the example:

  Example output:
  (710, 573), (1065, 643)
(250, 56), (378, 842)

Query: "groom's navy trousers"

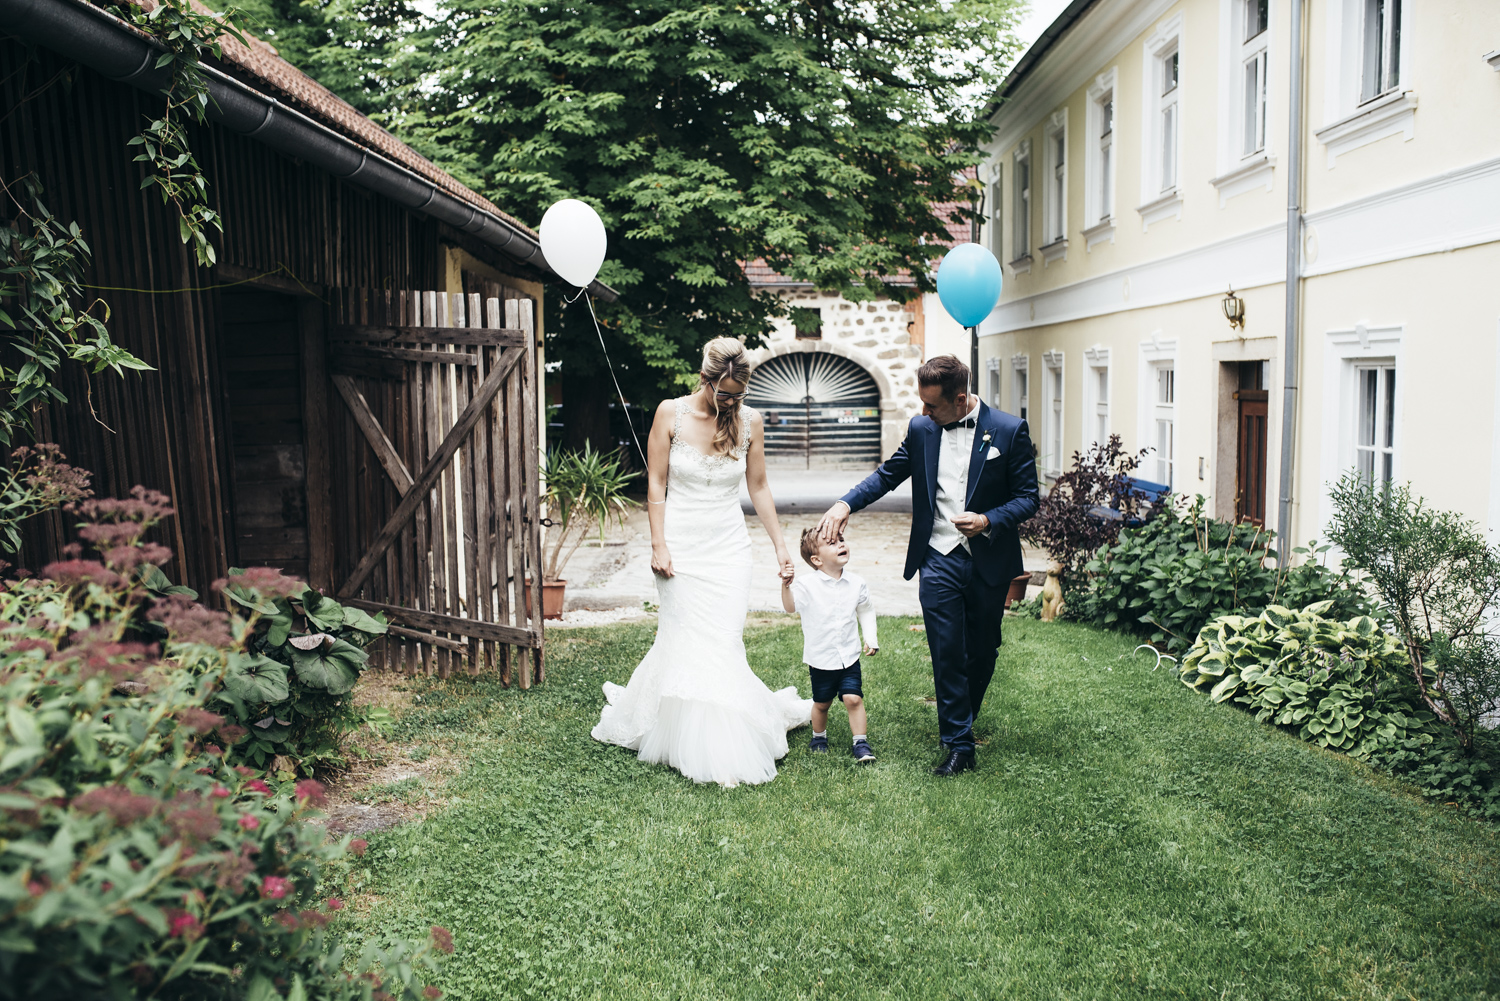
(919, 545), (1006, 752)
(841, 402), (1040, 755)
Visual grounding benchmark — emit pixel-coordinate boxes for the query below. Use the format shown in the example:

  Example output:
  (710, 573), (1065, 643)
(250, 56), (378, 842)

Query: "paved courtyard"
(555, 466), (1047, 622)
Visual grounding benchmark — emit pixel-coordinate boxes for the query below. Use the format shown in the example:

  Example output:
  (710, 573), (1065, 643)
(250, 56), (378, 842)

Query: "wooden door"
(325, 289), (544, 686)
(218, 290), (311, 578)
(1236, 389), (1269, 526)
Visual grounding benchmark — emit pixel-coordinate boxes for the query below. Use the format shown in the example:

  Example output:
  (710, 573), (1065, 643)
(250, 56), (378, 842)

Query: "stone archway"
(747, 340), (905, 467)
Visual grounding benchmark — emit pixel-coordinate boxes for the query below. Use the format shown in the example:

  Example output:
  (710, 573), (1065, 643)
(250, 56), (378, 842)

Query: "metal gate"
(326, 289), (544, 686)
(747, 353), (881, 468)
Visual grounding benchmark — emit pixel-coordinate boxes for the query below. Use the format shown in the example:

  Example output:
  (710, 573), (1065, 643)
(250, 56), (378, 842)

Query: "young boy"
(780, 527), (878, 762)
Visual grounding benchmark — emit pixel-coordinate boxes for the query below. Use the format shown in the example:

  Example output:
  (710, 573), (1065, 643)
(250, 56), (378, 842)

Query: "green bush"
(0, 490), (448, 1000)
(1180, 602), (1431, 760)
(215, 573), (389, 776)
(1327, 473), (1500, 752)
(1081, 496), (1378, 654)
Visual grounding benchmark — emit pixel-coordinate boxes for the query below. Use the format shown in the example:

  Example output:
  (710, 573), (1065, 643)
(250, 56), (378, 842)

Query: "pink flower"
(210, 785), (230, 799)
(430, 925), (454, 954)
(26, 880), (46, 897)
(73, 786), (157, 824)
(165, 909), (204, 941)
(294, 780), (327, 808)
(260, 876), (291, 900)
(237, 814), (260, 831)
(348, 838), (368, 857)
(176, 708), (226, 734)
(423, 988), (443, 1000)
(326, 897), (344, 911)
(275, 911), (299, 931)
(244, 780), (272, 796)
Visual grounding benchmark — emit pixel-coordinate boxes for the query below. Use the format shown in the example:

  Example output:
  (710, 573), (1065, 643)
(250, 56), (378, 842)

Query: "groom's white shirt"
(930, 397), (981, 556)
(790, 569), (878, 671)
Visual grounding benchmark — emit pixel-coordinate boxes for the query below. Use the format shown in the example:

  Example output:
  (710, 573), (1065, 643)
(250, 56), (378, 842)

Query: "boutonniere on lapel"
(981, 431), (1001, 461)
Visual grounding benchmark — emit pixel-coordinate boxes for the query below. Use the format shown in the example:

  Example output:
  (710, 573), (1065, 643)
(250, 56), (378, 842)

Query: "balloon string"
(575, 293), (649, 470)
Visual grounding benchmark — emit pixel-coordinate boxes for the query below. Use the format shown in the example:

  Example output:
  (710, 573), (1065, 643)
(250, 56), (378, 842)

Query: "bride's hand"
(775, 549), (794, 581)
(651, 544), (674, 578)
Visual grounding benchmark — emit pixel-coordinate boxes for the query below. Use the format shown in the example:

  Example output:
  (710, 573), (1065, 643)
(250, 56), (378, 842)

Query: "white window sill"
(1314, 90), (1417, 165)
(1080, 218), (1116, 250)
(1008, 255), (1034, 276)
(1209, 155), (1276, 207)
(1040, 239), (1069, 266)
(1485, 49), (1500, 71)
(1136, 190), (1183, 231)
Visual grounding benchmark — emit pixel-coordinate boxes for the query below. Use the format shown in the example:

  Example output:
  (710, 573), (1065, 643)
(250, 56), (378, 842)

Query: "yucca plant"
(541, 444), (640, 581)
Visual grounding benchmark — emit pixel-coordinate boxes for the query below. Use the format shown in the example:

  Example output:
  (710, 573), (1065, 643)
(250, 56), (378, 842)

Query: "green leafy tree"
(251, 0), (1021, 448)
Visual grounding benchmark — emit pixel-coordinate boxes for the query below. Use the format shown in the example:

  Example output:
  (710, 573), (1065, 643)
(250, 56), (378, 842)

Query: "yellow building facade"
(978, 0), (1500, 546)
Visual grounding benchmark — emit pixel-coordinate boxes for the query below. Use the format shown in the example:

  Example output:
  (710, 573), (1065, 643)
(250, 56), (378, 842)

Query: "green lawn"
(340, 618), (1500, 1000)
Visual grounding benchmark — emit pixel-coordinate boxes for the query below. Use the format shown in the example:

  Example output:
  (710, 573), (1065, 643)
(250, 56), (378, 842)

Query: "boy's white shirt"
(789, 568), (878, 671)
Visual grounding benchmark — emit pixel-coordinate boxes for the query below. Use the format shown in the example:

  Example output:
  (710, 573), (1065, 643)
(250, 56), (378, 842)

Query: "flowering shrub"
(0, 491), (446, 999)
(0, 444), (93, 556)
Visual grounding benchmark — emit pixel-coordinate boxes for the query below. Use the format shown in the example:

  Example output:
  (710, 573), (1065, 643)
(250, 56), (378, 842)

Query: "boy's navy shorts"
(809, 660), (863, 703)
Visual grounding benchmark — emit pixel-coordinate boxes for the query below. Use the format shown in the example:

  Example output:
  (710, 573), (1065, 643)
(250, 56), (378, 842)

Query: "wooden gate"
(325, 289), (544, 686)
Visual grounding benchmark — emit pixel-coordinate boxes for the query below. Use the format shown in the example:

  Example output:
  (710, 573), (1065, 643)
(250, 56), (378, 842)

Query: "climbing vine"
(0, 0), (245, 444)
(110, 0), (248, 267)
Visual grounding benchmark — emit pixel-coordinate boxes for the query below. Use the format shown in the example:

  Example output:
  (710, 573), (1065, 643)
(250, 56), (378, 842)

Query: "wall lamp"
(1222, 286), (1246, 330)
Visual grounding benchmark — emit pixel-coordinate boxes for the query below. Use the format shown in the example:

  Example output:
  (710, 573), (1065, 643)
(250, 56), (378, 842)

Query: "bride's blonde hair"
(698, 337), (753, 454)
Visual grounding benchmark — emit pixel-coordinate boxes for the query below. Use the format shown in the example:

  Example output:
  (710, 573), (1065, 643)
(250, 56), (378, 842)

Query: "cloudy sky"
(1013, 0), (1076, 55)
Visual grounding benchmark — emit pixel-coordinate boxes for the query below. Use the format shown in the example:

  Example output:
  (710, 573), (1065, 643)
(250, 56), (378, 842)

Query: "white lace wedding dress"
(591, 399), (811, 786)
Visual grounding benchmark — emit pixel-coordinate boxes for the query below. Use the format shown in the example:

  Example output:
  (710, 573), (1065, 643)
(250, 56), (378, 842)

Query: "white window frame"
(1316, 0), (1414, 164)
(1040, 110), (1069, 265)
(1011, 353), (1030, 424)
(987, 167), (1004, 263)
(1319, 322), (1403, 530)
(1083, 69), (1118, 250)
(1042, 350), (1065, 478)
(1238, 0), (1270, 158)
(1212, 0), (1276, 205)
(1139, 15), (1185, 229)
(1359, 0), (1402, 104)
(1084, 346), (1111, 450)
(986, 356), (1002, 409)
(1138, 335), (1178, 487)
(1352, 361), (1396, 483)
(1011, 140), (1033, 271)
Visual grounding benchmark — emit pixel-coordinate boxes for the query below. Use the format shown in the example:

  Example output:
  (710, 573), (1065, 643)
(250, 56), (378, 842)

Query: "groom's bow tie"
(942, 418), (976, 431)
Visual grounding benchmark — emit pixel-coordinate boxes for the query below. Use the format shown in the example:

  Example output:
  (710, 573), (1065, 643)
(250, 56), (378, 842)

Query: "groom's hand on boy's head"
(951, 512), (990, 538)
(817, 500), (850, 542)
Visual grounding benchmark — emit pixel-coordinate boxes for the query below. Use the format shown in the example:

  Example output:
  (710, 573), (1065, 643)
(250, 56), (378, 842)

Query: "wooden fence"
(325, 289), (544, 686)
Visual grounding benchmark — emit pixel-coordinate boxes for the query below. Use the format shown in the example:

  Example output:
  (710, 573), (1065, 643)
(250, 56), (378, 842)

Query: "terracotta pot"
(524, 578), (568, 620)
(1005, 573), (1033, 609)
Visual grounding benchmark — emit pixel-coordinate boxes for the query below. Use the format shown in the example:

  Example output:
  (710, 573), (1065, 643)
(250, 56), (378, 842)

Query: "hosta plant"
(0, 490), (447, 999)
(1180, 602), (1431, 760)
(217, 572), (389, 775)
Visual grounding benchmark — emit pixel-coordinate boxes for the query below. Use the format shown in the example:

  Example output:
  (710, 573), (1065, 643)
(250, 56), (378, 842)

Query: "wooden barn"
(0, 0), (608, 682)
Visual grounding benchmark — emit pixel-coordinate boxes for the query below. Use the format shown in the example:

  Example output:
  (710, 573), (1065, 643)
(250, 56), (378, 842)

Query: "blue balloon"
(936, 243), (1003, 328)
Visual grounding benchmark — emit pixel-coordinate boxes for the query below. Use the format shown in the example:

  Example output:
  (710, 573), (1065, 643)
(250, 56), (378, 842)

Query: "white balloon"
(538, 198), (607, 289)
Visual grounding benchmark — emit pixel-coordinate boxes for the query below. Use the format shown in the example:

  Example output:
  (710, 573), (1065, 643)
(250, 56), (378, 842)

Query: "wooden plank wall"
(0, 40), (448, 592)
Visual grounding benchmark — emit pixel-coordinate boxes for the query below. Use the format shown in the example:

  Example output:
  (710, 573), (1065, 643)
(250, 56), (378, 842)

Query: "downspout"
(1276, 0), (1306, 558)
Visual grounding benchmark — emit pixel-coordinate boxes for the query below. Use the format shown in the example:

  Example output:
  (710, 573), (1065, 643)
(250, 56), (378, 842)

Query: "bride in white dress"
(591, 337), (812, 786)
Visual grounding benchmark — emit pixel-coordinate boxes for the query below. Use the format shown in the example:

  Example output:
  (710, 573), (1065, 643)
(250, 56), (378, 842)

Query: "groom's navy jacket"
(841, 402), (1040, 588)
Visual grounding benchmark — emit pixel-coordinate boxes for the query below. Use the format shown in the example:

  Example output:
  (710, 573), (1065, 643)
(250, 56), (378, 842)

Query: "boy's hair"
(799, 527), (824, 567)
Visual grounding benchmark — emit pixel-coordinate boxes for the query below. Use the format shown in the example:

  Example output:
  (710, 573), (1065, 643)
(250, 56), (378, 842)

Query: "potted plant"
(533, 443), (640, 619)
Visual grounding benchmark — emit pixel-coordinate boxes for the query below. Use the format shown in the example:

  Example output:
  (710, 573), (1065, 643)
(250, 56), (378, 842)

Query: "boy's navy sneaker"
(809, 734), (829, 753)
(852, 739), (875, 763)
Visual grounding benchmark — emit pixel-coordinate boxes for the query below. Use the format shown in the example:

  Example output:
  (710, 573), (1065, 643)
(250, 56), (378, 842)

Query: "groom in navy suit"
(818, 355), (1039, 776)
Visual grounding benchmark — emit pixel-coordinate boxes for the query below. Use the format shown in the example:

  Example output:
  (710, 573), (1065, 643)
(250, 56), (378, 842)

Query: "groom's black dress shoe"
(932, 749), (976, 777)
